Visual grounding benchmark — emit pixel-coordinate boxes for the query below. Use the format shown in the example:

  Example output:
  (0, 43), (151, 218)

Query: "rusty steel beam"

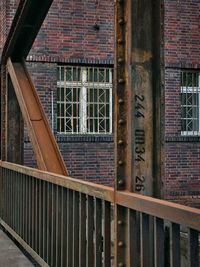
(114, 0), (164, 266)
(7, 75), (24, 164)
(1, 0), (54, 64)
(7, 58), (68, 176)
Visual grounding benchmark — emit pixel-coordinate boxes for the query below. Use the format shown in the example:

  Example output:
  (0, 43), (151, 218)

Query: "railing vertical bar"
(129, 209), (140, 267)
(25, 174), (28, 243)
(19, 172), (22, 237)
(35, 178), (39, 253)
(11, 170), (14, 230)
(188, 228), (199, 267)
(39, 179), (43, 257)
(61, 187), (68, 267)
(14, 171), (16, 232)
(22, 173), (25, 240)
(11, 170), (13, 229)
(80, 193), (86, 267)
(9, 170), (12, 228)
(103, 201), (111, 267)
(28, 174), (31, 246)
(29, 175), (32, 247)
(73, 191), (80, 267)
(47, 182), (52, 266)
(16, 172), (18, 233)
(170, 223), (180, 267)
(141, 213), (150, 267)
(5, 168), (7, 222)
(15, 171), (18, 233)
(154, 217), (164, 267)
(6, 169), (8, 224)
(0, 166), (2, 220)
(51, 184), (57, 267)
(31, 177), (35, 249)
(67, 189), (73, 267)
(2, 167), (4, 220)
(42, 180), (47, 262)
(6, 168), (8, 224)
(87, 195), (94, 267)
(15, 171), (18, 234)
(95, 198), (102, 267)
(56, 185), (62, 267)
(2, 168), (5, 221)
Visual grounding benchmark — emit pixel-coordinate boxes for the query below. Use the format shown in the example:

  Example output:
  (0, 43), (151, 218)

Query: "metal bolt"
(119, 119), (125, 125)
(118, 140), (124, 145)
(118, 160), (123, 166)
(118, 180), (124, 186)
(117, 39), (123, 44)
(119, 19), (124, 25)
(118, 99), (124, 104)
(118, 78), (125, 84)
(118, 58), (123, 64)
(118, 241), (124, 247)
(118, 263), (124, 267)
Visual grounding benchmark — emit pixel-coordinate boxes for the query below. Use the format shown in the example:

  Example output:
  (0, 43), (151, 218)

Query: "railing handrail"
(1, 160), (200, 231)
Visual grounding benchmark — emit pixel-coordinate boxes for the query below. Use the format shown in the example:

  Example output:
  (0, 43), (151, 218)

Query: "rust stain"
(132, 49), (152, 63)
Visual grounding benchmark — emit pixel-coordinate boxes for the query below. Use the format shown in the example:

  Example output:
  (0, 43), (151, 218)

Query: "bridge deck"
(0, 229), (33, 267)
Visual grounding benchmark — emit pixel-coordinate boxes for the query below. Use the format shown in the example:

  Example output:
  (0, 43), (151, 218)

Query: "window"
(181, 70), (200, 136)
(57, 66), (113, 134)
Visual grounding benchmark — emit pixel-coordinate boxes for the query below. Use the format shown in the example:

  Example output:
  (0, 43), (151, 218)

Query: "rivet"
(118, 99), (124, 104)
(119, 19), (124, 25)
(118, 78), (125, 84)
(117, 39), (123, 44)
(118, 160), (123, 166)
(118, 220), (123, 225)
(119, 119), (125, 125)
(118, 241), (124, 247)
(118, 263), (124, 267)
(118, 58), (123, 64)
(118, 180), (124, 186)
(118, 140), (124, 145)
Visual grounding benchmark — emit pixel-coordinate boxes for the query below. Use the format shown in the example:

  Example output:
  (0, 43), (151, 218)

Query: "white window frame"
(57, 66), (113, 134)
(181, 72), (200, 136)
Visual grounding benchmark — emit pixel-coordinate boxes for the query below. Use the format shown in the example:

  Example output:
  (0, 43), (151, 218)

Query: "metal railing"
(0, 160), (199, 267)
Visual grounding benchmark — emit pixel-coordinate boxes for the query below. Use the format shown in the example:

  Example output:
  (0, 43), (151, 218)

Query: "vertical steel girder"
(1, 0), (68, 175)
(114, 0), (164, 266)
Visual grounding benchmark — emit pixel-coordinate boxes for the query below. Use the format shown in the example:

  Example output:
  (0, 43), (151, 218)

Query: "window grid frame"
(57, 66), (113, 135)
(181, 70), (200, 136)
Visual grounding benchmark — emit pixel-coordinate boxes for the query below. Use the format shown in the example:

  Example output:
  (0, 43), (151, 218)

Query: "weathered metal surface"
(0, 161), (200, 266)
(115, 0), (164, 196)
(7, 59), (68, 176)
(114, 0), (164, 266)
(116, 190), (200, 231)
(7, 75), (24, 164)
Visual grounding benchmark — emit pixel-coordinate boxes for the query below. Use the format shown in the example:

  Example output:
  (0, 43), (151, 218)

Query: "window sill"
(56, 134), (114, 143)
(165, 136), (200, 142)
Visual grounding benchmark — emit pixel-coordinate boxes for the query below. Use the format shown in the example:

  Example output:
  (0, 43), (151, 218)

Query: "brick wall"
(28, 0), (114, 64)
(164, 0), (200, 207)
(165, 0), (200, 67)
(0, 0), (6, 56)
